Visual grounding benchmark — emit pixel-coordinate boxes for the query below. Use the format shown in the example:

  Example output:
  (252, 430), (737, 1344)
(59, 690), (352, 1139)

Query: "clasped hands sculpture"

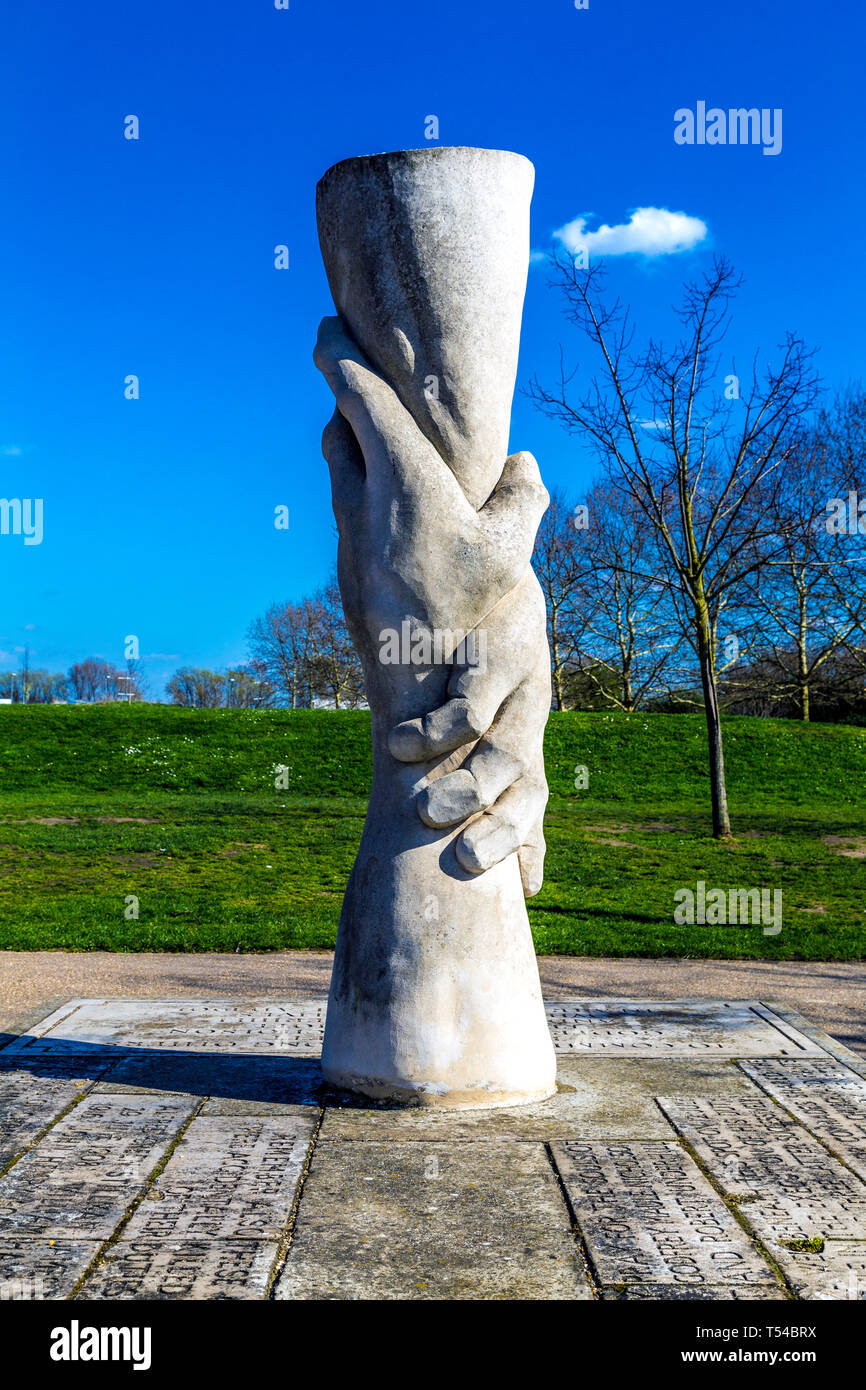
(314, 147), (557, 1107)
(314, 314), (550, 898)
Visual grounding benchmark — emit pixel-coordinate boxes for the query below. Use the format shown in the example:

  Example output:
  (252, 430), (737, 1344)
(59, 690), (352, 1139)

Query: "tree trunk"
(798, 593), (810, 721)
(622, 665), (634, 713)
(695, 588), (732, 838)
(549, 607), (564, 711)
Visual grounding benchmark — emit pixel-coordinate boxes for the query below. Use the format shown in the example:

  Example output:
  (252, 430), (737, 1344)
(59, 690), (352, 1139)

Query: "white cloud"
(553, 206), (708, 259)
(1, 446), (22, 456)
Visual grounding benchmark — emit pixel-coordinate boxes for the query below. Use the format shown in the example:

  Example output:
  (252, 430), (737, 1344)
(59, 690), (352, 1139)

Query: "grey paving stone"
(656, 1094), (866, 1270)
(0, 1068), (94, 1170)
(275, 1140), (593, 1300)
(121, 1116), (316, 1240)
(600, 1283), (788, 1301)
(0, 1094), (195, 1238)
(321, 1059), (757, 1142)
(552, 1141), (775, 1288)
(760, 1000), (866, 1078)
(77, 1239), (278, 1300)
(742, 1196), (866, 1244)
(4, 998), (327, 1056)
(656, 1095), (866, 1212)
(0, 997), (857, 1301)
(0, 1237), (100, 1299)
(763, 1239), (866, 1300)
(740, 1059), (866, 1180)
(200, 1099), (321, 1118)
(546, 1000), (822, 1057)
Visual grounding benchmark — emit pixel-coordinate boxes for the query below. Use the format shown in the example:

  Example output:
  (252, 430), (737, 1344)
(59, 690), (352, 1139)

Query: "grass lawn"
(0, 705), (863, 958)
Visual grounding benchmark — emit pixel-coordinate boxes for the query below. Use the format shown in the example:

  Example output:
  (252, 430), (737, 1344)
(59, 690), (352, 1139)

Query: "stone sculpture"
(314, 146), (555, 1108)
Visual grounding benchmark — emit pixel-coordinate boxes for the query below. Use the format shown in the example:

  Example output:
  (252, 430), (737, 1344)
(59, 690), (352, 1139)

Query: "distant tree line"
(0, 658), (146, 704)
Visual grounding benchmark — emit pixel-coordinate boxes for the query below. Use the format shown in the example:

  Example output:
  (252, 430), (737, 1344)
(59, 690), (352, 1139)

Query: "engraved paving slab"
(739, 1058), (866, 1181)
(121, 1116), (316, 1240)
(0, 1238), (101, 1300)
(546, 1000), (823, 1057)
(761, 1241), (866, 1301)
(2, 998), (328, 1057)
(0, 1094), (195, 1238)
(656, 1095), (866, 1273)
(551, 1141), (776, 1291)
(2, 997), (822, 1060)
(78, 1239), (278, 1301)
(0, 1066), (95, 1170)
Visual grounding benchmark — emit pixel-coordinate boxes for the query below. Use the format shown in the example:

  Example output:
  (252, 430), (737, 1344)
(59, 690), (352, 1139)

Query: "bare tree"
(247, 600), (318, 708)
(529, 255), (820, 836)
(0, 669), (68, 702)
(532, 488), (594, 709)
(739, 413), (866, 719)
(307, 576), (365, 709)
(166, 667), (226, 707)
(68, 657), (124, 702)
(225, 664), (273, 707)
(576, 481), (680, 711)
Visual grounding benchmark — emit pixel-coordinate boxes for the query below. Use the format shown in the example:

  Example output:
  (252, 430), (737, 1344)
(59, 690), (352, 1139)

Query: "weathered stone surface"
(0, 1094), (194, 1237)
(552, 1141), (774, 1287)
(0, 1237), (100, 1299)
(740, 1058), (866, 1179)
(1, 999), (83, 1044)
(601, 1283), (787, 1301)
(657, 1095), (863, 1197)
(121, 1116), (315, 1240)
(657, 1095), (866, 1251)
(77, 1239), (277, 1300)
(764, 1239), (866, 1300)
(760, 999), (866, 1080)
(2, 994), (861, 1301)
(275, 1140), (592, 1300)
(743, 1196), (866, 1244)
(0, 1067), (94, 1169)
(201, 1099), (321, 1118)
(321, 1059), (756, 1142)
(547, 1000), (822, 1057)
(4, 999), (327, 1056)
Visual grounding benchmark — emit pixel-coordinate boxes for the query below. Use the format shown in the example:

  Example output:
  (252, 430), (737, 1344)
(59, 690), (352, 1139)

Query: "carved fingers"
(423, 671), (549, 897)
(390, 571), (551, 897)
(477, 449), (549, 591)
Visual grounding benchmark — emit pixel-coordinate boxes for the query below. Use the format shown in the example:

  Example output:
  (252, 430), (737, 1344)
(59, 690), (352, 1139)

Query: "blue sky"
(1, 0), (863, 697)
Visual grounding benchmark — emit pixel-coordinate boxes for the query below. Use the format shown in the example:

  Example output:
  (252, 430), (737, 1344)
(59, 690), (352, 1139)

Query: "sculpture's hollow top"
(316, 146), (535, 509)
(317, 146), (534, 190)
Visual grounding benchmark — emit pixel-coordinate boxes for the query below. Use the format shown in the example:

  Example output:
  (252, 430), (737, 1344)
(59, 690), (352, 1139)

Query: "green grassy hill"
(0, 705), (863, 958)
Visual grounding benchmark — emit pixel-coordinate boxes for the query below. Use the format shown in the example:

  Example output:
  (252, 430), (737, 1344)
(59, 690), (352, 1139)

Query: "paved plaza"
(2, 994), (865, 1300)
